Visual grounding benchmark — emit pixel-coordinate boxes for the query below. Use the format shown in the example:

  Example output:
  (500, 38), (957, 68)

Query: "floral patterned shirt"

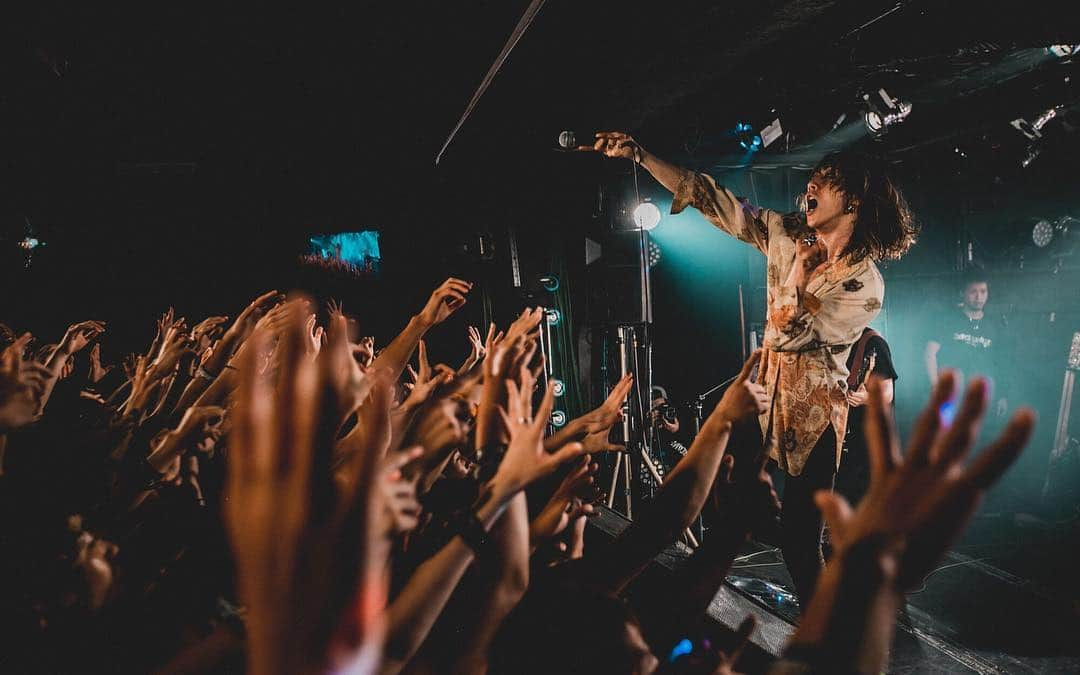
(671, 171), (884, 476)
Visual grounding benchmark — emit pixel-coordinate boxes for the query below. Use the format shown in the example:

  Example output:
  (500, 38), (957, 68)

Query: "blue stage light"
(668, 638), (693, 662)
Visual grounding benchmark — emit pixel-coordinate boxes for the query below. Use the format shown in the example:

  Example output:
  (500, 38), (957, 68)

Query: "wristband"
(455, 511), (490, 554)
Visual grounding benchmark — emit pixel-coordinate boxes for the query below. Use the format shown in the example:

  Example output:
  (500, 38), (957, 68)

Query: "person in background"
(925, 272), (1010, 420)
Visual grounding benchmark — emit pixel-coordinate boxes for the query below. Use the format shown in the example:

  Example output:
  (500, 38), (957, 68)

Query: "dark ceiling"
(2, 1), (1078, 238)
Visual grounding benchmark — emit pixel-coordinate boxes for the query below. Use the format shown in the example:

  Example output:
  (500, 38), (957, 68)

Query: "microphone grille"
(558, 130), (576, 149)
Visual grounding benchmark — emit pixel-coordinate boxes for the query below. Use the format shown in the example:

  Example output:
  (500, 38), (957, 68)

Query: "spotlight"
(1049, 45), (1079, 58)
(550, 410), (567, 427)
(538, 274), (560, 292)
(1032, 216), (1077, 248)
(544, 308), (561, 326)
(632, 202), (662, 231)
(648, 241), (661, 268)
(1011, 107), (1059, 140)
(1033, 219), (1054, 247)
(550, 379), (565, 397)
(16, 236), (43, 251)
(863, 88), (912, 136)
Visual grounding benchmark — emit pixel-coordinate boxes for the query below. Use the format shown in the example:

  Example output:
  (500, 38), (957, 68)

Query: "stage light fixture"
(648, 241), (661, 268)
(544, 307), (561, 326)
(1012, 106), (1059, 140)
(1033, 219), (1054, 247)
(862, 88), (912, 136)
(550, 410), (567, 427)
(550, 378), (565, 397)
(16, 236), (43, 251)
(632, 201), (662, 231)
(539, 274), (560, 292)
(1032, 216), (1077, 248)
(1049, 45), (1079, 58)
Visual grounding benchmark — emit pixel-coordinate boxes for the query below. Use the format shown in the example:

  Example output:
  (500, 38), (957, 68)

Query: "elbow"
(500, 560), (530, 602)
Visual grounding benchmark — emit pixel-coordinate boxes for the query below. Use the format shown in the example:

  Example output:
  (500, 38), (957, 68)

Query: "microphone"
(558, 130), (578, 149)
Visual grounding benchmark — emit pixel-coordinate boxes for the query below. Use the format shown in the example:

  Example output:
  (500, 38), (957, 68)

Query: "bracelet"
(455, 511), (489, 554)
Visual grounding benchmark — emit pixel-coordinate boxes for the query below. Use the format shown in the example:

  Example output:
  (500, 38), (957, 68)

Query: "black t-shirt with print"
(935, 309), (1005, 384)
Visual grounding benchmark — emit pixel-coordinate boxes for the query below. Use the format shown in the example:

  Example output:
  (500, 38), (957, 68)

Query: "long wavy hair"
(812, 151), (918, 262)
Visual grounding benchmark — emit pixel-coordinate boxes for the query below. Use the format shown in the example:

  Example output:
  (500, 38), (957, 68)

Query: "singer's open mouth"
(806, 196), (818, 212)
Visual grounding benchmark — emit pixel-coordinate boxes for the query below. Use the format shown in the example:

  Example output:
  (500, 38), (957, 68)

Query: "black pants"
(778, 426), (838, 608)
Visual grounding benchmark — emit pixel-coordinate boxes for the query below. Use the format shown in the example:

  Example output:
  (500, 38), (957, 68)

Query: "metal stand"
(600, 226), (699, 546)
(1042, 331), (1080, 499)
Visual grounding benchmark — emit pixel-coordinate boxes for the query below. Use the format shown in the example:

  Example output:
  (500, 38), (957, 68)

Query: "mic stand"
(690, 372), (742, 435)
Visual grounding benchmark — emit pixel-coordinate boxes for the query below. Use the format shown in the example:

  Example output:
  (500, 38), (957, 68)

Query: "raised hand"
(191, 315), (229, 345)
(815, 372), (1035, 589)
(711, 350), (768, 427)
(493, 370), (584, 496)
(88, 343), (114, 384)
(467, 325), (486, 360)
(529, 455), (599, 549)
(59, 320), (106, 356)
(304, 314), (324, 358)
(379, 446), (425, 537)
(583, 373), (634, 433)
(226, 299), (384, 674)
(417, 278), (472, 328)
(232, 290), (283, 336)
(0, 334), (51, 431)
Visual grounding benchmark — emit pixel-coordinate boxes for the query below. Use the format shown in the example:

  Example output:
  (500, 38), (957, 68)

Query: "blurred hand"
(226, 298), (385, 674)
(815, 372), (1035, 589)
(378, 446), (425, 537)
(0, 334), (50, 430)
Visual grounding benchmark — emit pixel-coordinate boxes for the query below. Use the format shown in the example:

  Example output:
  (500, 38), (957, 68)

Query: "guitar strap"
(846, 328), (882, 390)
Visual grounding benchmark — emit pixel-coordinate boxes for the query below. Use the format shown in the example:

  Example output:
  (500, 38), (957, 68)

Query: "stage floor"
(589, 504), (1080, 674)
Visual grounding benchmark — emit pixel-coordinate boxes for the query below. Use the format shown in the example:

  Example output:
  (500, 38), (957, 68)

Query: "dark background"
(2, 2), (1079, 504)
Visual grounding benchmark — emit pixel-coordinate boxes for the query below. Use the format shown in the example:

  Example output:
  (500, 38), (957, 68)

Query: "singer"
(583, 132), (917, 607)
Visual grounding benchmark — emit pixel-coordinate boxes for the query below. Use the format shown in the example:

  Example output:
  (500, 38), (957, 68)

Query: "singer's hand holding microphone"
(561, 130), (644, 162)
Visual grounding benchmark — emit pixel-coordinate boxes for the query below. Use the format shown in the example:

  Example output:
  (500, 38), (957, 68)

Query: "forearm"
(924, 344), (939, 384)
(447, 493), (530, 674)
(652, 518), (750, 652)
(380, 484), (514, 672)
(36, 345), (72, 411)
(542, 415), (589, 452)
(786, 542), (903, 674)
(638, 150), (690, 195)
(372, 315), (428, 382)
(593, 421), (731, 594)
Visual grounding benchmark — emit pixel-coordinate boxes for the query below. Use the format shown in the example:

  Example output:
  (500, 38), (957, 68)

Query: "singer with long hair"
(583, 133), (917, 607)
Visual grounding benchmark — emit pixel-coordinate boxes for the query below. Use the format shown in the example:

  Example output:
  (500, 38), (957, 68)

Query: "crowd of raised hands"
(0, 277), (1034, 674)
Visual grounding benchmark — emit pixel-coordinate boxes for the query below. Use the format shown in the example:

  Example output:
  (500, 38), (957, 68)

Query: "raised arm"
(582, 131), (771, 253)
(583, 350), (769, 594)
(371, 278), (472, 382)
(782, 374), (1034, 673)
